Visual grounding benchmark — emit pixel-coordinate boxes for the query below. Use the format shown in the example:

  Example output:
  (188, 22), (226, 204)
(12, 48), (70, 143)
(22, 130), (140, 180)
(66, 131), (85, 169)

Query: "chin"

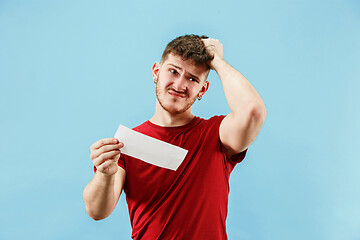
(158, 100), (192, 115)
(164, 105), (188, 115)
(156, 91), (197, 115)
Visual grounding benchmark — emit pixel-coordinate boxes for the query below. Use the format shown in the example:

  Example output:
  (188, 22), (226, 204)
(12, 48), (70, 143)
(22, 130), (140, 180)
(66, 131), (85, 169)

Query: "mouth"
(168, 89), (186, 98)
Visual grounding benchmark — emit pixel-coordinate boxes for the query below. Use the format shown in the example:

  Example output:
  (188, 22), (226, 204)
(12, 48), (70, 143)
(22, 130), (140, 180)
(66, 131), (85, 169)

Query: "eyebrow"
(167, 63), (200, 81)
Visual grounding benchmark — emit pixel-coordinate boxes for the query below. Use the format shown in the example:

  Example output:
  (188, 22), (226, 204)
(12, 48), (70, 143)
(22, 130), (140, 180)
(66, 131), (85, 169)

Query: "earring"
(197, 95), (202, 100)
(154, 77), (157, 84)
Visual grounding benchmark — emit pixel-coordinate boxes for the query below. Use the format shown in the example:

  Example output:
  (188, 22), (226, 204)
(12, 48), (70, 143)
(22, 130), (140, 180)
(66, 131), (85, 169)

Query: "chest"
(123, 127), (229, 204)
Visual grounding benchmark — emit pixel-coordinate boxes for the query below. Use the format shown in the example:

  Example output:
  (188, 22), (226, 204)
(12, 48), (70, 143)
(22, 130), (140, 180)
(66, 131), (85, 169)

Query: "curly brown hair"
(160, 34), (214, 68)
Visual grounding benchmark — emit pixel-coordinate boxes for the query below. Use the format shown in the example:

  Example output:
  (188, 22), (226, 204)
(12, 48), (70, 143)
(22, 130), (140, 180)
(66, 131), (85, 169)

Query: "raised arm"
(83, 138), (126, 220)
(203, 39), (267, 156)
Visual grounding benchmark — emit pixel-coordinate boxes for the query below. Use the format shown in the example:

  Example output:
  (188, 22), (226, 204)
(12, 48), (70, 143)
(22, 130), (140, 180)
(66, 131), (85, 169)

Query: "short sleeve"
(229, 148), (247, 164)
(208, 115), (248, 164)
(204, 115), (248, 176)
(118, 154), (126, 170)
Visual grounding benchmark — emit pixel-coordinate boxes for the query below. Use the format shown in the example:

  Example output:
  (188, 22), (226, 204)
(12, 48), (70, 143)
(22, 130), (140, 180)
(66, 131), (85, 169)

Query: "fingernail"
(113, 138), (118, 143)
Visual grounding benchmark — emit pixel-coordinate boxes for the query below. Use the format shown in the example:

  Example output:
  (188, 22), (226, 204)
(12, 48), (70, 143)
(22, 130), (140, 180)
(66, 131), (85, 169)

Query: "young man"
(83, 34), (266, 239)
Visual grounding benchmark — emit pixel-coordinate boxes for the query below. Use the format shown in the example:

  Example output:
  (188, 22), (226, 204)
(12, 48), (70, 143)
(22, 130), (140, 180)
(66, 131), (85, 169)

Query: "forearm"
(83, 171), (118, 220)
(213, 57), (266, 119)
(203, 38), (266, 154)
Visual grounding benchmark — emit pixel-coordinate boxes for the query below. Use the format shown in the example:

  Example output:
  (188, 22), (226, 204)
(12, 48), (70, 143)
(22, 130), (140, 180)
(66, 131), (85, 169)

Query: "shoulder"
(187, 115), (226, 138)
(202, 115), (226, 128)
(131, 120), (151, 133)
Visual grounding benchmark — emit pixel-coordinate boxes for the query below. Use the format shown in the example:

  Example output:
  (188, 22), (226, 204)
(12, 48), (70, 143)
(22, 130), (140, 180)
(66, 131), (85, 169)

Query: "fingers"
(201, 38), (224, 69)
(96, 160), (119, 175)
(90, 138), (124, 175)
(92, 149), (121, 167)
(109, 153), (121, 163)
(90, 142), (123, 160)
(92, 150), (121, 175)
(202, 38), (222, 53)
(202, 38), (220, 47)
(90, 138), (118, 151)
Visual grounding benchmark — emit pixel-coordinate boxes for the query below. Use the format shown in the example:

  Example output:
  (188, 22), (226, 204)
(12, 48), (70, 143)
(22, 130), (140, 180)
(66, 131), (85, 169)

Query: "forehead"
(161, 53), (209, 77)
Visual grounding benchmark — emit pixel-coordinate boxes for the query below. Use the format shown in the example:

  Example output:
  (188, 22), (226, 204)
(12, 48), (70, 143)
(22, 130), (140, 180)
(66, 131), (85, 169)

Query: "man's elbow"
(83, 194), (112, 221)
(249, 101), (267, 125)
(90, 215), (106, 221)
(85, 206), (110, 221)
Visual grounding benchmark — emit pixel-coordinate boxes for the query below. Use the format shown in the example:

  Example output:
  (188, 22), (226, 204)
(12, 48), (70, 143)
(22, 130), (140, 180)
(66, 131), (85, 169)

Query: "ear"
(152, 62), (160, 81)
(199, 81), (209, 97)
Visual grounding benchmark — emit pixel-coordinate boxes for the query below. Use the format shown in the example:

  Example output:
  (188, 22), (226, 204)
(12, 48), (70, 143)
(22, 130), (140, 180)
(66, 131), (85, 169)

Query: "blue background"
(1, 0), (359, 239)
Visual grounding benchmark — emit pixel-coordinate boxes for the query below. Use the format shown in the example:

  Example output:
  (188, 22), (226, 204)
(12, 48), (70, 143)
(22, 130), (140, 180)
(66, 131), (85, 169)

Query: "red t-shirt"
(118, 115), (247, 240)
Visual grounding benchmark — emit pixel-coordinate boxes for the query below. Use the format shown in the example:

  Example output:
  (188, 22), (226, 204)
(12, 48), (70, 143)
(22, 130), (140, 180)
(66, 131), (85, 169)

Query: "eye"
(189, 77), (199, 83)
(170, 69), (178, 75)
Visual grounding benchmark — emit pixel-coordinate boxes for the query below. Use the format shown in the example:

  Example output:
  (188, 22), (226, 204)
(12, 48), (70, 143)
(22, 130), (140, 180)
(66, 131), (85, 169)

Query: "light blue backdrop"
(1, 0), (359, 239)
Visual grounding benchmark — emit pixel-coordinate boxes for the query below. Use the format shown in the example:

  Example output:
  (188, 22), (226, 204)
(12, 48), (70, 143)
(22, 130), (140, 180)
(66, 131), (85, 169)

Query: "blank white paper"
(114, 124), (188, 171)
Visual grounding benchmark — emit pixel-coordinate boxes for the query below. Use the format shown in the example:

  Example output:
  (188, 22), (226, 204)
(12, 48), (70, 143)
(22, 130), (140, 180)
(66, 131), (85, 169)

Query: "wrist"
(95, 171), (116, 185)
(211, 56), (226, 71)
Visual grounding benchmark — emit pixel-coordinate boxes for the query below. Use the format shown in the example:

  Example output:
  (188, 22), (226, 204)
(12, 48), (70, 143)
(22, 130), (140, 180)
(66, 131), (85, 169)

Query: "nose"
(172, 75), (187, 92)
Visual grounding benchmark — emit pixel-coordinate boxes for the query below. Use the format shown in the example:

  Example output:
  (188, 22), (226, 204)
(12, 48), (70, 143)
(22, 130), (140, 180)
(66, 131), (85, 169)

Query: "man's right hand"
(90, 138), (123, 176)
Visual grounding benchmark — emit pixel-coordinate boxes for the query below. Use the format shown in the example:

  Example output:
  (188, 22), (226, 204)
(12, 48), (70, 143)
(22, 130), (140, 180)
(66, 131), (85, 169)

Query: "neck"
(150, 102), (195, 127)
